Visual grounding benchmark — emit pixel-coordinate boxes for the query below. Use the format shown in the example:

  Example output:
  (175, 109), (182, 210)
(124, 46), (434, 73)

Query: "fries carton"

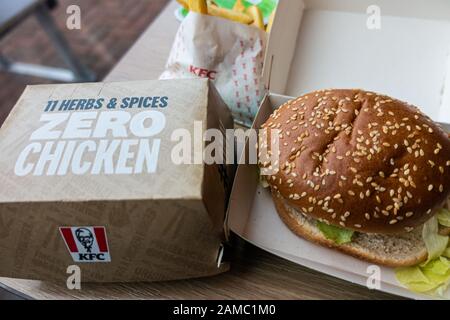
(0, 79), (233, 282)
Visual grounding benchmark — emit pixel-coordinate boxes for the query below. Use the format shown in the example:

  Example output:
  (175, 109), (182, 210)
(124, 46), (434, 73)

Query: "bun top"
(260, 89), (450, 234)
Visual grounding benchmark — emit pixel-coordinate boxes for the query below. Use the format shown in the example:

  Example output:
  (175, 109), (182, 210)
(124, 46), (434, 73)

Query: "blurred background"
(0, 0), (169, 125)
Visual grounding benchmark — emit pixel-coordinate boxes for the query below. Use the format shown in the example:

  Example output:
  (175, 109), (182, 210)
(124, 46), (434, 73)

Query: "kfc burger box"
(228, 0), (450, 299)
(0, 78), (234, 282)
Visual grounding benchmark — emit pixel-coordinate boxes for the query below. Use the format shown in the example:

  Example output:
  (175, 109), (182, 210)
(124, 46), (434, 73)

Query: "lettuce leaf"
(422, 216), (449, 264)
(444, 247), (450, 259)
(316, 221), (354, 245)
(395, 257), (450, 295)
(437, 208), (450, 227)
(396, 214), (450, 297)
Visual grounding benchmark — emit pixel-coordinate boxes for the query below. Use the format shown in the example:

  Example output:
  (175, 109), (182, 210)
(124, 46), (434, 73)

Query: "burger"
(259, 89), (450, 268)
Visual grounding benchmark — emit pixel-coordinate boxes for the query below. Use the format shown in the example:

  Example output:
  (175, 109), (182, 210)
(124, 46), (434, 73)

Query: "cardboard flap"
(228, 94), (290, 234)
(262, 0), (305, 94)
(203, 81), (235, 238)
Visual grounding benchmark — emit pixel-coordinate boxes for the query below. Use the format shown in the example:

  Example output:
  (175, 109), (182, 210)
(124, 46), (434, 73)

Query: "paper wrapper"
(160, 12), (267, 126)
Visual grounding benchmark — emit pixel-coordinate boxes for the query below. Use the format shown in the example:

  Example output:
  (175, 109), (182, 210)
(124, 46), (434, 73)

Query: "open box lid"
(263, 0), (450, 123)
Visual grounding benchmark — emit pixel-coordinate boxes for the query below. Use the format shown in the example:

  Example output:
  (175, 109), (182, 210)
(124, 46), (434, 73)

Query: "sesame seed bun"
(261, 89), (450, 234)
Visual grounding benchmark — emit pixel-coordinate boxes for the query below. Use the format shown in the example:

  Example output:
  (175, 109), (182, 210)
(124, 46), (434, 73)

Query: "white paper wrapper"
(160, 12), (267, 126)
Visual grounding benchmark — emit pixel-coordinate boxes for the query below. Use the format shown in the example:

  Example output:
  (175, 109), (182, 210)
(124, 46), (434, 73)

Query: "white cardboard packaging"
(228, 0), (450, 299)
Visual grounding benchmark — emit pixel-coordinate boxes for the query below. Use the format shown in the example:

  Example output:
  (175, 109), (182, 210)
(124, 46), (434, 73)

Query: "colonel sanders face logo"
(75, 228), (94, 252)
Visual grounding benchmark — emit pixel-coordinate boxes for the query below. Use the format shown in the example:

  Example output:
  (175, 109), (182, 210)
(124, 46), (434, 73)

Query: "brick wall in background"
(0, 0), (169, 125)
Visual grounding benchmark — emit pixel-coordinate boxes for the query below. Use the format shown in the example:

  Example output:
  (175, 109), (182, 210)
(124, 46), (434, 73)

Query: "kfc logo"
(60, 226), (111, 262)
(75, 228), (94, 252)
(189, 65), (217, 80)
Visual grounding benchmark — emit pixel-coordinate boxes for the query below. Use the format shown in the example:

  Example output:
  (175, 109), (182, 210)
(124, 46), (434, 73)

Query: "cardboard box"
(229, 0), (450, 299)
(0, 79), (233, 282)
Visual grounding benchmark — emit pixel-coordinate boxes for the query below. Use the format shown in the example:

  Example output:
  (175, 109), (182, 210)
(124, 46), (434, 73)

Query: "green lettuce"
(316, 221), (354, 245)
(444, 247), (450, 259)
(396, 214), (450, 297)
(396, 257), (450, 295)
(422, 216), (449, 263)
(437, 208), (450, 227)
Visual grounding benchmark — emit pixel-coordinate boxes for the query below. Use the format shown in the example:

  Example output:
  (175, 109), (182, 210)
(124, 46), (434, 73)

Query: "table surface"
(0, 1), (399, 300)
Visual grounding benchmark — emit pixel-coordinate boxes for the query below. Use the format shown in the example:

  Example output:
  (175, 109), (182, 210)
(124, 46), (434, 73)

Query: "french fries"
(188, 0), (208, 14)
(232, 0), (246, 13)
(180, 0), (277, 31)
(246, 5), (264, 30)
(207, 4), (253, 25)
(176, 0), (189, 10)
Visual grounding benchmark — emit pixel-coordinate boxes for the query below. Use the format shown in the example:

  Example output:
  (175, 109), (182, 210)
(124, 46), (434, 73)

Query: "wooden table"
(0, 0), (94, 82)
(0, 1), (399, 300)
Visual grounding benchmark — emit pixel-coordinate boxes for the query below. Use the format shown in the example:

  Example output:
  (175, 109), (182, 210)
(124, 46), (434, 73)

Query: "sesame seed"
(428, 184), (434, 191)
(389, 219), (398, 225)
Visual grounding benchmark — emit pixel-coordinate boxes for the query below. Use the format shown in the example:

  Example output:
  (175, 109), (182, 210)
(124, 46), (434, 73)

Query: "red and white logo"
(60, 226), (111, 263)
